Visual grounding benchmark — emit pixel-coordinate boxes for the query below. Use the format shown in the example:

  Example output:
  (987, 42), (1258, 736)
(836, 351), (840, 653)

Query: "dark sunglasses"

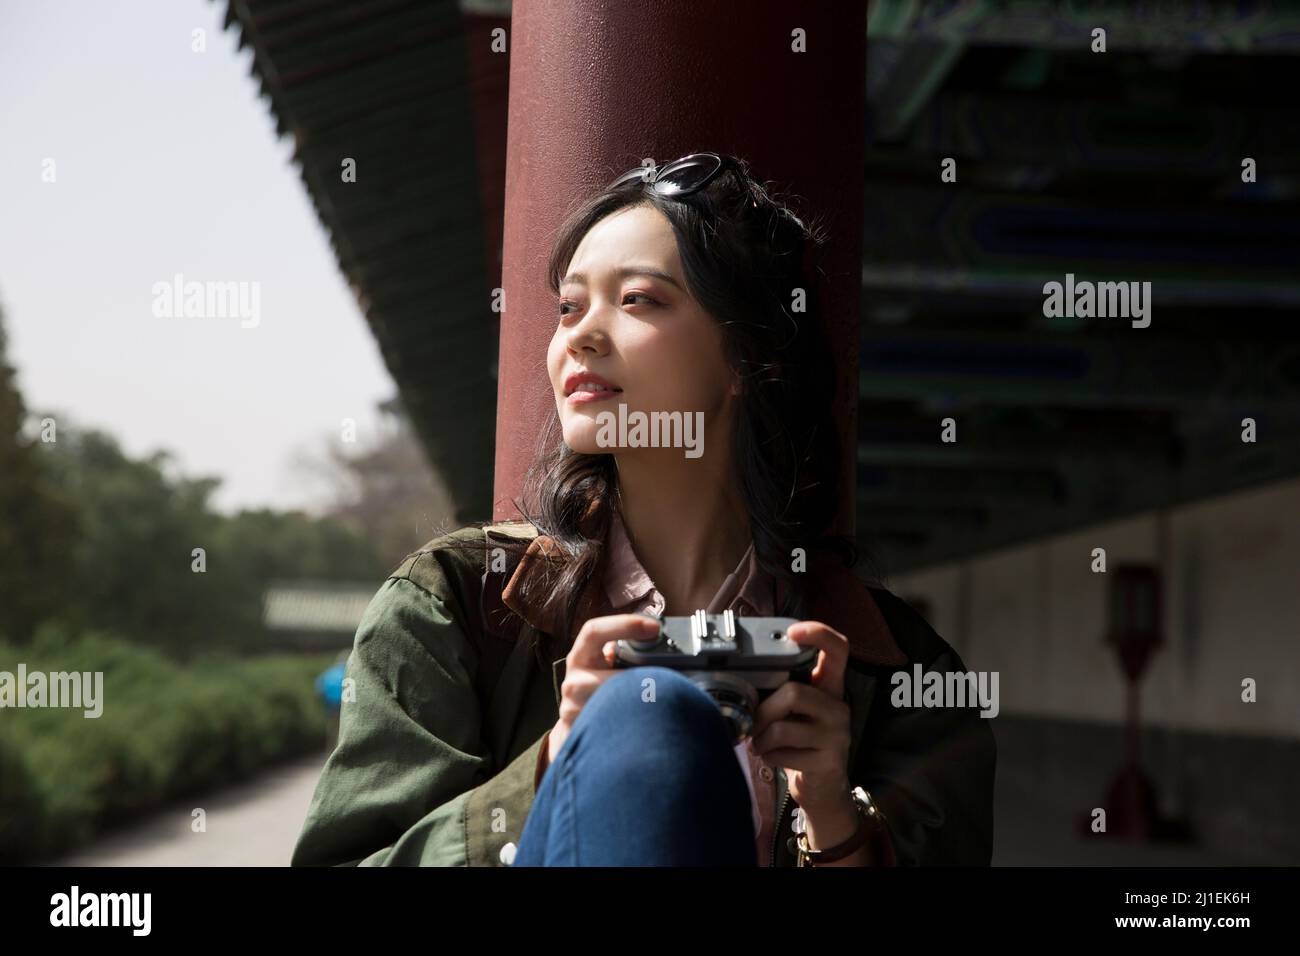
(606, 151), (737, 197)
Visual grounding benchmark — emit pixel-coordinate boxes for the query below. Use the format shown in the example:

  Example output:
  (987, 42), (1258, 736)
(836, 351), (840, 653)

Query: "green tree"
(35, 426), (259, 656)
(32, 421), (388, 658)
(213, 507), (388, 588)
(0, 300), (76, 644)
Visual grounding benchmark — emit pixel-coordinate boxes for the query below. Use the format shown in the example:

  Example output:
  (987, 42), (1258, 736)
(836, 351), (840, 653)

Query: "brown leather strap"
(796, 787), (886, 866)
(797, 812), (871, 865)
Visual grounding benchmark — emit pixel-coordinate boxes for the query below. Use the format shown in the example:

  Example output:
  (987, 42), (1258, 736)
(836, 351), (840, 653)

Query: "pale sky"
(0, 0), (398, 514)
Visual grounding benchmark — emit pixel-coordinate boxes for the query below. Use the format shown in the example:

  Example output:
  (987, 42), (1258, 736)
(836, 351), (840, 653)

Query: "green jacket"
(290, 521), (996, 866)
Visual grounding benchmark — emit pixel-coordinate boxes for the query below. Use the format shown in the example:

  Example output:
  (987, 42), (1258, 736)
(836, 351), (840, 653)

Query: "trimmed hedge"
(0, 625), (335, 863)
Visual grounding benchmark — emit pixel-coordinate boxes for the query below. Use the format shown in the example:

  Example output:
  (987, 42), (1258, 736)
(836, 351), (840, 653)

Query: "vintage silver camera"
(612, 609), (816, 744)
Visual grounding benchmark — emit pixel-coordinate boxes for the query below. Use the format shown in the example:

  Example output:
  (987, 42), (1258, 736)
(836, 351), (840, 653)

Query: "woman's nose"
(565, 304), (611, 355)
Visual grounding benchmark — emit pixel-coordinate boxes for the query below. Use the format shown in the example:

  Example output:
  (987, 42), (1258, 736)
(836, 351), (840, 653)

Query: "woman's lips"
(566, 388), (623, 405)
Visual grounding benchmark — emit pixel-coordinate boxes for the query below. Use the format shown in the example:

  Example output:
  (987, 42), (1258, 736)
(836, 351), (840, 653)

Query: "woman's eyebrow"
(561, 266), (682, 291)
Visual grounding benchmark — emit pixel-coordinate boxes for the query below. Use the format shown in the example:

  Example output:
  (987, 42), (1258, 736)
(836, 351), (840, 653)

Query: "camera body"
(612, 609), (815, 744)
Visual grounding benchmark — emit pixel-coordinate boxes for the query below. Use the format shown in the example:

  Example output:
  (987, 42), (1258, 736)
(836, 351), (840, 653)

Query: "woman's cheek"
(546, 338), (565, 394)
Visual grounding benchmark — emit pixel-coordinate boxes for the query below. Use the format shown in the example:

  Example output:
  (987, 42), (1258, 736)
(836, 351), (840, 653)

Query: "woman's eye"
(558, 293), (656, 317)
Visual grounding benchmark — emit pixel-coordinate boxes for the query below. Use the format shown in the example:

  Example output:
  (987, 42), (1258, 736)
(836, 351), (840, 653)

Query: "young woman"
(291, 152), (996, 867)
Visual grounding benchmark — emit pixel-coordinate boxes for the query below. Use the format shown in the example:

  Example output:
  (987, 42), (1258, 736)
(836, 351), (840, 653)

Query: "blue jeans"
(514, 666), (758, 866)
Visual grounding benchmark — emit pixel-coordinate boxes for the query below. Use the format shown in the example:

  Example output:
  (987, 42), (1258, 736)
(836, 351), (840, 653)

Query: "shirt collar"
(602, 506), (663, 613)
(601, 507), (776, 617)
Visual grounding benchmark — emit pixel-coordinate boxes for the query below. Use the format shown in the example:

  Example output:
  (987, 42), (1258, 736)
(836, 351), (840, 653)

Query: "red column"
(494, 0), (866, 536)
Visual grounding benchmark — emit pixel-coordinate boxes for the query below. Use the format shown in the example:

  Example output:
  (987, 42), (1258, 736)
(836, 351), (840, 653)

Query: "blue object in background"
(315, 662), (346, 713)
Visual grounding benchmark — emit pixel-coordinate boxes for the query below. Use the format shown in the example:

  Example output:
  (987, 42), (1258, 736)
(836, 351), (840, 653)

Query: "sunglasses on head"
(606, 151), (739, 198)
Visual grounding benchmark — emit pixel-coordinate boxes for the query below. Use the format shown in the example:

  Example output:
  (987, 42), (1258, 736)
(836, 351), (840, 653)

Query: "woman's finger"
(752, 678), (844, 738)
(569, 613), (661, 670)
(557, 669), (619, 726)
(784, 621), (850, 700)
(565, 667), (619, 707)
(752, 712), (847, 757)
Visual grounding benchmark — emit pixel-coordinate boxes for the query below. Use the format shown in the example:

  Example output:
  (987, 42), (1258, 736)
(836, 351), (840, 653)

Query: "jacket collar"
(494, 516), (907, 668)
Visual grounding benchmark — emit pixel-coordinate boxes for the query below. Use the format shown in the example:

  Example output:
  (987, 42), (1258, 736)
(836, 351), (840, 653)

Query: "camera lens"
(692, 672), (759, 744)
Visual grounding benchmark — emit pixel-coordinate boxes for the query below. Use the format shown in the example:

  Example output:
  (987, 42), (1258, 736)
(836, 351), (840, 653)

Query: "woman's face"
(548, 204), (738, 458)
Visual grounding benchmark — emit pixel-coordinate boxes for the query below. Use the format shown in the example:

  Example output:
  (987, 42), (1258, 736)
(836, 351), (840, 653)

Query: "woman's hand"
(750, 620), (854, 818)
(545, 613), (662, 766)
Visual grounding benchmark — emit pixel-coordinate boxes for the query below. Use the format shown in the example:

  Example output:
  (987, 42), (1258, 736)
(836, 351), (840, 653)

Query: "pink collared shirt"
(603, 507), (783, 866)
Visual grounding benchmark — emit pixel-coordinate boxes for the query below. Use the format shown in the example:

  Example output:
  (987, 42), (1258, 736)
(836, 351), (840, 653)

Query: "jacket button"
(758, 765), (773, 782)
(499, 842), (517, 865)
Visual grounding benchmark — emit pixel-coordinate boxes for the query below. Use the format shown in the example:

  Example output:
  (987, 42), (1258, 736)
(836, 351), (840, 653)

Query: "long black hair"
(434, 153), (878, 660)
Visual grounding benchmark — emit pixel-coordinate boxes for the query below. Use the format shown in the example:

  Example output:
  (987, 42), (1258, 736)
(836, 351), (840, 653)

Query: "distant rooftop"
(262, 581), (375, 635)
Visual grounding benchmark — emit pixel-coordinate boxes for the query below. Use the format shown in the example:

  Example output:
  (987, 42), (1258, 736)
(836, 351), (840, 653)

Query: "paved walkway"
(51, 751), (330, 867)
